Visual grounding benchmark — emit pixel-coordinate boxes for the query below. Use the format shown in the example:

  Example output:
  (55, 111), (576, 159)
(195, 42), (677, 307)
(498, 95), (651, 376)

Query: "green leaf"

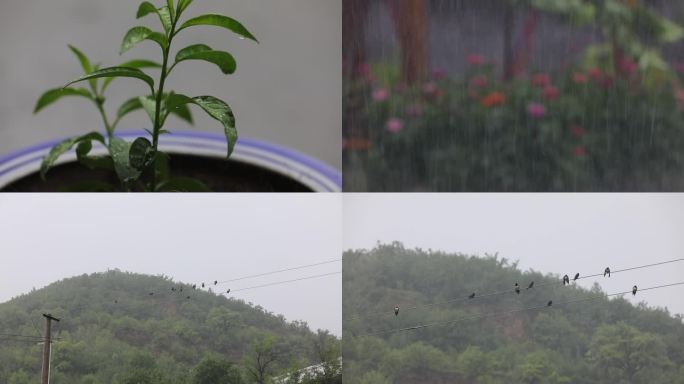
(117, 94), (192, 126)
(120, 26), (168, 54)
(34, 88), (92, 114)
(64, 67), (155, 95)
(76, 140), (114, 171)
(175, 44), (236, 74)
(167, 94), (237, 157)
(129, 137), (155, 171)
(102, 59), (161, 92)
(40, 132), (105, 179)
(109, 138), (141, 183)
(138, 95), (157, 124)
(178, 14), (258, 43)
(68, 45), (92, 74)
(177, 0), (194, 15)
(156, 177), (211, 192)
(167, 0), (176, 21)
(136, 2), (173, 35)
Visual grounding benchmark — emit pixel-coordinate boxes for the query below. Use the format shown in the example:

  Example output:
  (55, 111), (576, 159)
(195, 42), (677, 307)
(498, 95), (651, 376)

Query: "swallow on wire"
(562, 275), (570, 286)
(573, 273), (580, 281)
(468, 293), (475, 299)
(604, 267), (611, 277)
(226, 289), (231, 294)
(202, 283), (205, 288)
(214, 280), (218, 285)
(547, 300), (553, 307)
(632, 285), (637, 296)
(394, 305), (400, 316)
(515, 283), (521, 295)
(527, 281), (534, 290)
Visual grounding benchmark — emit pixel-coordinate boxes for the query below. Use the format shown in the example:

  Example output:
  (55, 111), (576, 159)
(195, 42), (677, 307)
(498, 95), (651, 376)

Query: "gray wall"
(0, 0), (341, 170)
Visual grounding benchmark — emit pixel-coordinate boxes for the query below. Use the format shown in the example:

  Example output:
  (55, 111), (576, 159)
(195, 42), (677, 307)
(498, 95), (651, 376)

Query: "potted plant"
(0, 0), (341, 192)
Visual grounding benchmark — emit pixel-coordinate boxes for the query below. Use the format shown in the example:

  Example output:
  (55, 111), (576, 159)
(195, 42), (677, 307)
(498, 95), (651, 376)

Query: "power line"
(214, 259), (341, 285)
(344, 257), (684, 321)
(0, 333), (46, 340)
(222, 271), (341, 293)
(353, 281), (684, 338)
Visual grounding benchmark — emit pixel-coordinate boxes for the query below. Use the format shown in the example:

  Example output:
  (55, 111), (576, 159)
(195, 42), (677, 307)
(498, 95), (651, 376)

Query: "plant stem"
(151, 20), (178, 188)
(95, 100), (113, 141)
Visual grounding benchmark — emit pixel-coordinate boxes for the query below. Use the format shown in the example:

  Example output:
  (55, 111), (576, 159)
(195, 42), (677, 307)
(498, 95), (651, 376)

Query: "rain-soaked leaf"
(64, 67), (155, 95)
(34, 88), (92, 114)
(178, 14), (258, 42)
(136, 2), (172, 35)
(40, 132), (105, 179)
(129, 137), (155, 171)
(102, 59), (161, 92)
(166, 94), (237, 157)
(175, 44), (236, 74)
(109, 138), (141, 183)
(120, 26), (168, 54)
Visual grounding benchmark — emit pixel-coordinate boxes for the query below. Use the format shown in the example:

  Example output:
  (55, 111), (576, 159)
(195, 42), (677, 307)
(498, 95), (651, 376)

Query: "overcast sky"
(0, 195), (342, 335)
(344, 194), (684, 317)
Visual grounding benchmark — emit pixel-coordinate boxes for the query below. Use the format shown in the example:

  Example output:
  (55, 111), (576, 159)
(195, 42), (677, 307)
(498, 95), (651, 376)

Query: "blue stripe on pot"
(0, 130), (342, 192)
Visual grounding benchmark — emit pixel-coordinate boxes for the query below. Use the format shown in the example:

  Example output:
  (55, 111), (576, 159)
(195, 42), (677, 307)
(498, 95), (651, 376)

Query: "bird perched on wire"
(202, 283), (205, 288)
(149, 292), (154, 296)
(171, 287), (176, 292)
(527, 281), (534, 290)
(515, 283), (521, 295)
(562, 275), (570, 286)
(604, 267), (611, 277)
(394, 305), (400, 316)
(214, 280), (218, 285)
(468, 292), (475, 299)
(186, 296), (191, 299)
(192, 284), (196, 290)
(632, 285), (638, 296)
(547, 300), (553, 307)
(573, 273), (580, 281)
(226, 289), (231, 294)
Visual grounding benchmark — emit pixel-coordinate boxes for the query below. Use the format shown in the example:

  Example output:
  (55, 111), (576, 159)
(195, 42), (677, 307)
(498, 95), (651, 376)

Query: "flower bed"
(347, 59), (684, 191)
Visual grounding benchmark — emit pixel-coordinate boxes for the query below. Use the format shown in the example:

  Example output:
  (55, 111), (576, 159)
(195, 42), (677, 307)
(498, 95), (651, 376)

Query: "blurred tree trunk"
(388, 0), (427, 84)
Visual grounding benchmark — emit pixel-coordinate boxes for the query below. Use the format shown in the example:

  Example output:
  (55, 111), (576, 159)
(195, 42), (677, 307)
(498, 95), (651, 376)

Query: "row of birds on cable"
(393, 267), (636, 317)
(138, 281), (230, 301)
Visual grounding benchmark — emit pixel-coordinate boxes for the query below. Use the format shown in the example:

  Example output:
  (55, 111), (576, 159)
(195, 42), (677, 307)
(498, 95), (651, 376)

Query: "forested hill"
(0, 270), (341, 384)
(343, 243), (684, 384)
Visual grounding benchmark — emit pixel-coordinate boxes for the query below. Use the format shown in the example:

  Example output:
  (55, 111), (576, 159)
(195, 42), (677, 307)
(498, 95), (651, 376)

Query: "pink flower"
(423, 82), (439, 96)
(431, 68), (448, 80)
(571, 126), (585, 138)
(527, 103), (546, 119)
(385, 118), (404, 134)
(588, 68), (602, 81)
(469, 75), (488, 89)
(573, 146), (586, 157)
(572, 72), (588, 84)
(372, 88), (390, 102)
(618, 56), (638, 76)
(531, 73), (551, 88)
(543, 86), (560, 101)
(466, 54), (485, 66)
(406, 104), (424, 118)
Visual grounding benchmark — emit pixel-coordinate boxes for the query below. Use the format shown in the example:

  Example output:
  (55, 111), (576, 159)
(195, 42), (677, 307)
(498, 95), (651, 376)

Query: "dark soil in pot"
(1, 154), (312, 192)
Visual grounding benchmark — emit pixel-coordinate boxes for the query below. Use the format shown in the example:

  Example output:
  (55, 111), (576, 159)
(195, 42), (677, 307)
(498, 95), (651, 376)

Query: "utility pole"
(41, 313), (60, 384)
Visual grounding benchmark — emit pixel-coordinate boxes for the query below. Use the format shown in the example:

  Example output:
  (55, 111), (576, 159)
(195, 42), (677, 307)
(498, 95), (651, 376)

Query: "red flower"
(573, 146), (586, 157)
(480, 91), (506, 107)
(543, 86), (560, 101)
(570, 126), (585, 138)
(466, 54), (485, 66)
(572, 72), (588, 84)
(618, 56), (638, 76)
(531, 73), (551, 88)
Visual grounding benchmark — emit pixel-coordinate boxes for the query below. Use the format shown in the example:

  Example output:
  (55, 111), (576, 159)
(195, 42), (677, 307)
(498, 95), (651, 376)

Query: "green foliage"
(343, 243), (684, 383)
(34, 0), (257, 191)
(0, 271), (338, 384)
(191, 357), (243, 384)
